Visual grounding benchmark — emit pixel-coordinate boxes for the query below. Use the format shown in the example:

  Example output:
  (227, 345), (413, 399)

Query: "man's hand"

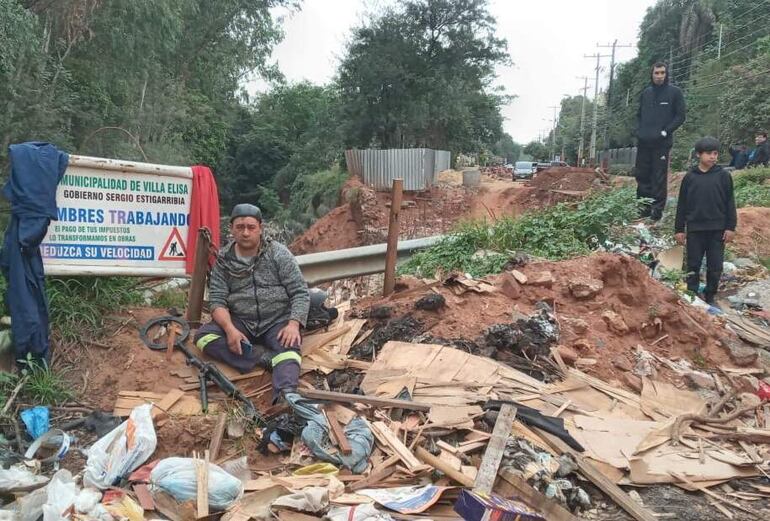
(723, 230), (735, 243)
(661, 130), (667, 137)
(226, 327), (248, 355)
(277, 320), (302, 349)
(674, 232), (686, 245)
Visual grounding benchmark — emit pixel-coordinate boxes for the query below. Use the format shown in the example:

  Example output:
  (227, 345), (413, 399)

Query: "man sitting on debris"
(194, 204), (309, 400)
(674, 137), (737, 305)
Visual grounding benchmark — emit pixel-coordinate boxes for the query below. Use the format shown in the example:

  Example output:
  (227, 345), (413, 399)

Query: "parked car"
(513, 161), (536, 179)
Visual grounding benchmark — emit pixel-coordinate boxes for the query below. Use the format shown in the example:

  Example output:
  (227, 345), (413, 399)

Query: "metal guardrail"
(296, 235), (444, 285)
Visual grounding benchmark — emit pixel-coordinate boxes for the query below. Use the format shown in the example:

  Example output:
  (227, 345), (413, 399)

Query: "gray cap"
(230, 203), (263, 223)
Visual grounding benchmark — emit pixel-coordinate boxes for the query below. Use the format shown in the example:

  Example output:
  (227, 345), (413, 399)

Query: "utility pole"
(717, 24), (723, 59)
(548, 105), (559, 161)
(597, 40), (633, 156)
(576, 76), (591, 167)
(584, 52), (610, 166)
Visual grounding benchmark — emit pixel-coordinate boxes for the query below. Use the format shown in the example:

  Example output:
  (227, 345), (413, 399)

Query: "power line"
(665, 0), (770, 67)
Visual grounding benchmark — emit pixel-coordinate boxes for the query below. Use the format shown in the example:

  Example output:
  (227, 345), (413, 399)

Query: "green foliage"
(402, 187), (640, 277)
(152, 289), (188, 310)
(18, 357), (72, 405)
(287, 168), (349, 228)
(0, 357), (71, 410)
(491, 134), (522, 164)
(733, 167), (770, 207)
(522, 141), (549, 161)
(47, 277), (143, 343)
(337, 0), (510, 153)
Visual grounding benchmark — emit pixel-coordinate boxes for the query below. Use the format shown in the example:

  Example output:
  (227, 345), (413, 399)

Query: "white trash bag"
(84, 404), (157, 489)
(150, 457), (244, 511)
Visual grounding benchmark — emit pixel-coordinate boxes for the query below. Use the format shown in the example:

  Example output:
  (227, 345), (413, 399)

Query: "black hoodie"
(674, 164), (737, 233)
(635, 67), (686, 147)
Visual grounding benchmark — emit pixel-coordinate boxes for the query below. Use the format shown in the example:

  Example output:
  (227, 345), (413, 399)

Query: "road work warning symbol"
(159, 227), (187, 260)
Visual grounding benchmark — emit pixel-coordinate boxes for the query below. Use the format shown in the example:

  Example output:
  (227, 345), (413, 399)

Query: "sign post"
(41, 155), (193, 278)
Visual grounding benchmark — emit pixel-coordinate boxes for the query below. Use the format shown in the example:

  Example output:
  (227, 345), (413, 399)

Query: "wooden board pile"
(101, 306), (770, 520)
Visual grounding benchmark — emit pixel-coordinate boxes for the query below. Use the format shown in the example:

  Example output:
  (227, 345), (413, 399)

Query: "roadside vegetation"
(401, 187), (640, 278)
(733, 167), (770, 208)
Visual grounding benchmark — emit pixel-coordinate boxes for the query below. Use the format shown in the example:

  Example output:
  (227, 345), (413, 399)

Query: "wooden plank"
(301, 326), (351, 356)
(196, 451), (209, 518)
(180, 370), (265, 391)
(208, 413), (227, 462)
(672, 473), (759, 517)
(474, 404), (516, 494)
(347, 454), (400, 492)
(152, 389), (185, 420)
(338, 319), (367, 356)
(166, 322), (180, 361)
(415, 446), (474, 487)
(325, 408), (352, 455)
(370, 421), (422, 471)
(534, 427), (657, 521)
(133, 483), (156, 511)
(497, 469), (579, 521)
(297, 388), (431, 412)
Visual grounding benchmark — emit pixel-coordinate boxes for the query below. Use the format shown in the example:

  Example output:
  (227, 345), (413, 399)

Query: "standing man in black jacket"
(634, 62), (686, 221)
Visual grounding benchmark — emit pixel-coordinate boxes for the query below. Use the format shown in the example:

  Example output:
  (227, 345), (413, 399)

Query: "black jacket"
(674, 165), (737, 233)
(748, 141), (769, 167)
(635, 83), (686, 147)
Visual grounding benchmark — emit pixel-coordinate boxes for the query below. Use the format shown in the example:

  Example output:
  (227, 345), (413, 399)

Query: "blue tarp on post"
(0, 142), (68, 363)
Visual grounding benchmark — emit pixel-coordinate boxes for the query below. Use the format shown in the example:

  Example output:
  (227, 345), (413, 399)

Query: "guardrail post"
(383, 178), (404, 296)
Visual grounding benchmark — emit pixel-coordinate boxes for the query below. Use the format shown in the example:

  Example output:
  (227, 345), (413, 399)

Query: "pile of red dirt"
(353, 253), (742, 388)
(530, 167), (599, 192)
(734, 207), (770, 259)
(290, 176), (474, 255)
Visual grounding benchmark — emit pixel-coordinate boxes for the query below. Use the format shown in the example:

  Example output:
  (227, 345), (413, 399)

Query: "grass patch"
(401, 187), (640, 278)
(18, 357), (72, 404)
(733, 167), (770, 208)
(152, 289), (187, 310)
(47, 277), (143, 343)
(0, 357), (71, 411)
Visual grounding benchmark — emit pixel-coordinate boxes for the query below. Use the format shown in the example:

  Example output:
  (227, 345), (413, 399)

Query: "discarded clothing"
(0, 142), (68, 362)
(185, 165), (220, 274)
(285, 392), (373, 474)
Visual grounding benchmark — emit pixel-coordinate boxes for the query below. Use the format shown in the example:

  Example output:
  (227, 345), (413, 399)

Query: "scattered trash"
(24, 429), (71, 465)
(454, 489), (545, 521)
(326, 504), (394, 521)
(149, 457), (244, 510)
(20, 406), (50, 439)
(84, 404), (157, 489)
(0, 465), (48, 493)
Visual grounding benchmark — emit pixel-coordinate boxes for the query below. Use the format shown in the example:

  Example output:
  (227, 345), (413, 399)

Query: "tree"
(491, 133), (521, 163)
(523, 141), (549, 161)
(336, 0), (510, 155)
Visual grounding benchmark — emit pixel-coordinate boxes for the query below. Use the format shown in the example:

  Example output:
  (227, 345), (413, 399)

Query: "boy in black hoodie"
(674, 137), (737, 304)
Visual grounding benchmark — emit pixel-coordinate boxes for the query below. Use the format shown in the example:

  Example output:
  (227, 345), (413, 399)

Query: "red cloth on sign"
(186, 165), (221, 274)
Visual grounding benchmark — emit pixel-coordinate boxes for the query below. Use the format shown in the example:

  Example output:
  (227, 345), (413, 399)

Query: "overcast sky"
(249, 0), (659, 144)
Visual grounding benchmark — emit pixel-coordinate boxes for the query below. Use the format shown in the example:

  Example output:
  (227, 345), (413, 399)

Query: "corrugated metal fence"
(345, 148), (451, 191)
(600, 147), (637, 174)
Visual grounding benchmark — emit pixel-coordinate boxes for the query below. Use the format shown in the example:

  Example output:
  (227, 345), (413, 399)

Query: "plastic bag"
(84, 404), (157, 489)
(219, 456), (251, 483)
(21, 406), (50, 439)
(42, 470), (78, 521)
(0, 465), (49, 492)
(150, 457), (243, 511)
